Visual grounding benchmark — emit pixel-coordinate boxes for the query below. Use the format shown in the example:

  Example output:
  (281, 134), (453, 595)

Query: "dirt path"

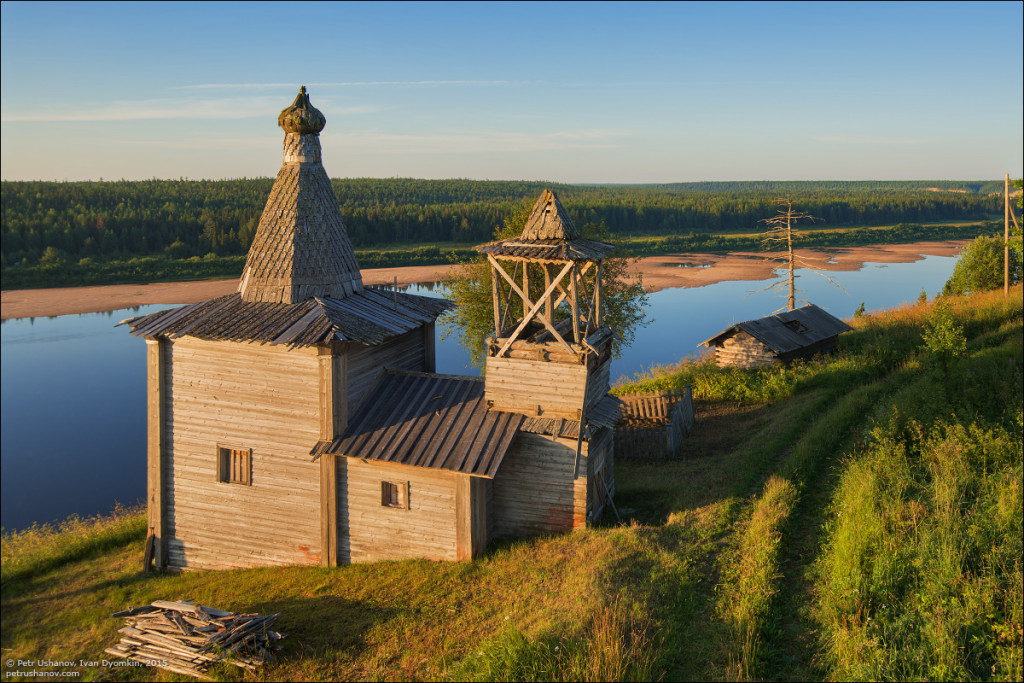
(0, 240), (965, 320)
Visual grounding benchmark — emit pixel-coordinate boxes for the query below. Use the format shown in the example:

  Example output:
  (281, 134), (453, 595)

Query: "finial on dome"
(278, 85), (326, 134)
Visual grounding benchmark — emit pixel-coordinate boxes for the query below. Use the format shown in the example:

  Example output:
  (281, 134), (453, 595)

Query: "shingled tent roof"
(125, 87), (452, 346)
(476, 189), (615, 262)
(700, 304), (852, 354)
(238, 86), (363, 304)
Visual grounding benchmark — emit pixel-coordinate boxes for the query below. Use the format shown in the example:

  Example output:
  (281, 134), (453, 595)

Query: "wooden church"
(125, 88), (620, 570)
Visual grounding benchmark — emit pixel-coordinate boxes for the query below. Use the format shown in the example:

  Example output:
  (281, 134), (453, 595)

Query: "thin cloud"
(0, 97), (383, 123)
(334, 128), (630, 154)
(812, 134), (923, 146)
(179, 80), (518, 90)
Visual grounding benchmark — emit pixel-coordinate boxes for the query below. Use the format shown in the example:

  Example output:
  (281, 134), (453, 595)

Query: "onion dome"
(277, 86), (326, 135)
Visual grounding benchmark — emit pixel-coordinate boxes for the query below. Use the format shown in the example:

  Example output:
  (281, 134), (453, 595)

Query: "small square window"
(381, 481), (408, 509)
(218, 446), (251, 485)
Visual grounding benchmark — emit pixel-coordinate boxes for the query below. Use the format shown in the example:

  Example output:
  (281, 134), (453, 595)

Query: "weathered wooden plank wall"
(484, 357), (588, 418)
(346, 328), (428, 413)
(337, 457), (461, 563)
(491, 432), (587, 536)
(163, 338), (322, 570)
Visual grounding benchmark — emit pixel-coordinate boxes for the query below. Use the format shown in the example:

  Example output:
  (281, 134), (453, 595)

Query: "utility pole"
(1006, 174), (1010, 299)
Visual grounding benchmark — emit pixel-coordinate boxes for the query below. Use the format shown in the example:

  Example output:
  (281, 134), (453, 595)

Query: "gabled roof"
(521, 189), (580, 240)
(122, 289), (451, 347)
(476, 189), (615, 262)
(311, 370), (524, 478)
(238, 86), (363, 304)
(700, 304), (852, 354)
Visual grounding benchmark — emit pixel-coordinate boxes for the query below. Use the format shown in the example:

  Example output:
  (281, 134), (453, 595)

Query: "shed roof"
(122, 289), (451, 347)
(700, 304), (852, 354)
(476, 189), (615, 262)
(311, 370), (524, 478)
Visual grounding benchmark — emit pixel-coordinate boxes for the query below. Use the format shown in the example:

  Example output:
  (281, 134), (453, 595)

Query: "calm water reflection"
(0, 254), (958, 530)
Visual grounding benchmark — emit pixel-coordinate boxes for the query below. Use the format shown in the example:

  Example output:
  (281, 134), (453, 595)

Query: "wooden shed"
(125, 89), (621, 571)
(700, 304), (852, 369)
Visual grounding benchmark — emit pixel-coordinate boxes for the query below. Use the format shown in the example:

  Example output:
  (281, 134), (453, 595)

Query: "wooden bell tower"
(477, 189), (616, 420)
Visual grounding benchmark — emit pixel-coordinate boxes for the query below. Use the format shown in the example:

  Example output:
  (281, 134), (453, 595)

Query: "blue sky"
(1, 1), (1021, 182)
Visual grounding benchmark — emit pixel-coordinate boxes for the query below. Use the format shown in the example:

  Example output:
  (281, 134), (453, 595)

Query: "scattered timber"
(106, 600), (284, 680)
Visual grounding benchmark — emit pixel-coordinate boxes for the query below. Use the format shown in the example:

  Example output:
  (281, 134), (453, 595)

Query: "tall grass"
(815, 311), (1023, 681)
(721, 475), (798, 680)
(448, 597), (656, 682)
(1, 503), (146, 585)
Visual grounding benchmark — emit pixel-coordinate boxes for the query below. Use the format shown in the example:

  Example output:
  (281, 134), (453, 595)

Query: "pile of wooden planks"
(105, 600), (284, 680)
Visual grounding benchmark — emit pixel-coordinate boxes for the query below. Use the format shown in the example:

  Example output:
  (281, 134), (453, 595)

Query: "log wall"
(163, 337), (322, 570)
(714, 331), (777, 368)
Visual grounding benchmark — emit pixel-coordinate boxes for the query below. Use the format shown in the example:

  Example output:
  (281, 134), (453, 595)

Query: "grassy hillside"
(2, 287), (1020, 681)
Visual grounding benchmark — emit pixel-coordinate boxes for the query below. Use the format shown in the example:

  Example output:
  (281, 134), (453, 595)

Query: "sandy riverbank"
(0, 240), (966, 320)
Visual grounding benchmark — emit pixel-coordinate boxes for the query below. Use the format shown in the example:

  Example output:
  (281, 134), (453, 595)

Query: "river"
(0, 253), (960, 530)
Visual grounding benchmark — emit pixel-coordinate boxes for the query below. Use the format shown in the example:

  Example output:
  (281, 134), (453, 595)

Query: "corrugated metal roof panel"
(318, 370), (525, 478)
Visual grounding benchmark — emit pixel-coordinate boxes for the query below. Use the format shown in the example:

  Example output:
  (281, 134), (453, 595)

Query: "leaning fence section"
(614, 386), (694, 459)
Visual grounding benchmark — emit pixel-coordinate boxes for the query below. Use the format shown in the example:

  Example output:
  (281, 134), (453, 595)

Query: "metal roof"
(311, 370), (524, 478)
(700, 304), (852, 354)
(518, 394), (624, 439)
(122, 289), (451, 347)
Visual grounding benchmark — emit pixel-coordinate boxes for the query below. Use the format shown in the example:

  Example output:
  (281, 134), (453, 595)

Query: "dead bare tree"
(754, 197), (844, 311)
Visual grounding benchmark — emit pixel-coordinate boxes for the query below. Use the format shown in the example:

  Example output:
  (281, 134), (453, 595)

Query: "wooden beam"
(490, 257), (577, 357)
(422, 322), (436, 374)
(318, 347), (345, 567)
(146, 339), (168, 570)
(570, 265), (580, 343)
(491, 263), (501, 336)
(455, 475), (472, 561)
(543, 264), (553, 321)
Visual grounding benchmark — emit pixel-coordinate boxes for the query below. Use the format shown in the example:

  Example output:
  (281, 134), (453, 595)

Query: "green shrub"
(943, 235), (1021, 296)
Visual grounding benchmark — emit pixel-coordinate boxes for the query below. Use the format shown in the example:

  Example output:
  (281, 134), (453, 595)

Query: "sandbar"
(0, 240), (966, 321)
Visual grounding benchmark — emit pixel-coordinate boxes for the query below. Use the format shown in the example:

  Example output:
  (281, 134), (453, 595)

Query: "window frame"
(217, 445), (252, 486)
(380, 480), (409, 509)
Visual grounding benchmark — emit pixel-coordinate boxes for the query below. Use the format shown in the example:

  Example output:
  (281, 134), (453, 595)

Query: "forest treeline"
(1, 178), (1002, 288)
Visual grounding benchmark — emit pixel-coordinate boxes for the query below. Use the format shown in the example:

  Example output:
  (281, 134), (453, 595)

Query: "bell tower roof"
(476, 189), (614, 263)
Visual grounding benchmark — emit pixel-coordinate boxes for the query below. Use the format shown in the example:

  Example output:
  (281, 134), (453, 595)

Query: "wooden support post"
(491, 263), (501, 336)
(145, 339), (168, 570)
(595, 260), (603, 328)
(455, 476), (472, 561)
(318, 347), (346, 567)
(570, 264), (580, 344)
(490, 256), (577, 357)
(522, 262), (530, 317)
(423, 322), (436, 373)
(544, 264), (553, 321)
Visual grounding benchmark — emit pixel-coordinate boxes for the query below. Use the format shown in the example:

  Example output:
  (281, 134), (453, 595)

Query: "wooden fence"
(614, 386), (694, 459)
